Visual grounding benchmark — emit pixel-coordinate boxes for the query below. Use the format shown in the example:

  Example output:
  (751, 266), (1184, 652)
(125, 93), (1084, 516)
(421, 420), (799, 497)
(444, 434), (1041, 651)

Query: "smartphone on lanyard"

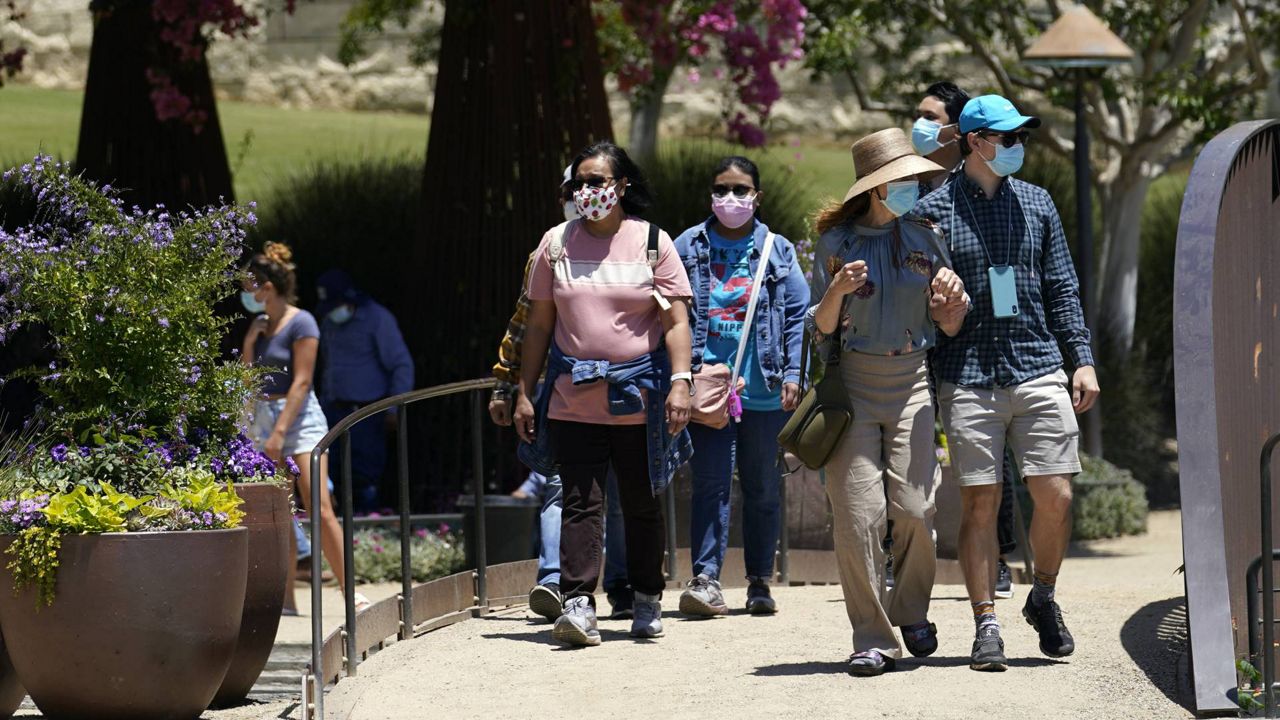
(988, 265), (1019, 318)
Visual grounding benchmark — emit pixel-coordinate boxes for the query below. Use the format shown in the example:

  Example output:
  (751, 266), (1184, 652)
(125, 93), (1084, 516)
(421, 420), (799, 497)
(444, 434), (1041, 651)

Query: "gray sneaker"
(679, 574), (728, 617)
(970, 625), (1008, 672)
(552, 596), (601, 647)
(630, 592), (664, 638)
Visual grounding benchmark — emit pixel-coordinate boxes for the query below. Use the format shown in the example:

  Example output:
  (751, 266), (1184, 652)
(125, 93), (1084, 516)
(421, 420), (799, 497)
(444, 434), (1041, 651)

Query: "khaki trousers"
(825, 350), (939, 657)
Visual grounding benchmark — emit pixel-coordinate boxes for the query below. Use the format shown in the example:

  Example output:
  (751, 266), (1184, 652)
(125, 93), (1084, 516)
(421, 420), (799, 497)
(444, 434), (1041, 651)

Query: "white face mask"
(563, 201), (579, 221)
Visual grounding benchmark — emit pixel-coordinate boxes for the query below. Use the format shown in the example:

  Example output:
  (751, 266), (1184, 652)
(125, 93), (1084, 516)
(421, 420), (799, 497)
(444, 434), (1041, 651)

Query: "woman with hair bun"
(242, 241), (367, 610)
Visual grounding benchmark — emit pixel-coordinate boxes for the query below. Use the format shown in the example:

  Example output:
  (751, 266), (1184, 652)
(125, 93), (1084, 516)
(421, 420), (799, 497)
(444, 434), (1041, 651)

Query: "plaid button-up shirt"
(915, 168), (1094, 388)
(491, 251), (538, 386)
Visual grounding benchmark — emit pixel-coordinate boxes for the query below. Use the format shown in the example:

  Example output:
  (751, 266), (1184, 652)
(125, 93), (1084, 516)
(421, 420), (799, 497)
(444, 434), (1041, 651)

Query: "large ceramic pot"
(0, 528), (248, 720)
(212, 482), (291, 707)
(0, 631), (24, 718)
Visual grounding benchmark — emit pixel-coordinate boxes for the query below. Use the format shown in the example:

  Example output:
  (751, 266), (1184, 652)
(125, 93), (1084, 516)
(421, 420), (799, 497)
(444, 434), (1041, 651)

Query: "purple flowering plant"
(0, 156), (264, 444)
(0, 157), (299, 603)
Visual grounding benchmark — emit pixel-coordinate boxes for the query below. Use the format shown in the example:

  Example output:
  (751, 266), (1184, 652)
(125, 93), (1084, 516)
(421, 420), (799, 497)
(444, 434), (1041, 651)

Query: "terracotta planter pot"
(0, 528), (247, 720)
(212, 482), (291, 707)
(0, 631), (24, 718)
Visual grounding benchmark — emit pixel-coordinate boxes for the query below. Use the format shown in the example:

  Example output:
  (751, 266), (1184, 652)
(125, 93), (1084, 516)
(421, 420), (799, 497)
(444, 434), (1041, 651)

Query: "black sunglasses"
(979, 131), (1031, 148)
(711, 183), (756, 198)
(569, 175), (617, 191)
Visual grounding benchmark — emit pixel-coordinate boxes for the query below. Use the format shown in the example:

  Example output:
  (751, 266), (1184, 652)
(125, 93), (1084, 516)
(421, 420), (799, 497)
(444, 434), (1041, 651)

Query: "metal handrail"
(306, 377), (495, 719)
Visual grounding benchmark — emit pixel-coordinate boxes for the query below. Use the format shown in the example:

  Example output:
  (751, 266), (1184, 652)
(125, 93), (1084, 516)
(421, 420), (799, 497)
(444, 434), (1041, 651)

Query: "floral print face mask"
(573, 183), (619, 222)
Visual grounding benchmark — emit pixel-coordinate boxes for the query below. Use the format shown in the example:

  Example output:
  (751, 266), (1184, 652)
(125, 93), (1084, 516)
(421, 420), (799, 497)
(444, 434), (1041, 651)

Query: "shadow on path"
(1120, 595), (1195, 714)
(752, 655), (1065, 677)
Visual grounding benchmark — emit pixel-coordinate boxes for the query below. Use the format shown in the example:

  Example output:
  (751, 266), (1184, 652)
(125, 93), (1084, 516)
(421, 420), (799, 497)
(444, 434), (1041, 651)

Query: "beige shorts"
(938, 369), (1081, 487)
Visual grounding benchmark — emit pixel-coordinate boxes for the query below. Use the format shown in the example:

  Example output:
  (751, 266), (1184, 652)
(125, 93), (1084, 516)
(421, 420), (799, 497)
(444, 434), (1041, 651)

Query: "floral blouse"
(805, 216), (951, 359)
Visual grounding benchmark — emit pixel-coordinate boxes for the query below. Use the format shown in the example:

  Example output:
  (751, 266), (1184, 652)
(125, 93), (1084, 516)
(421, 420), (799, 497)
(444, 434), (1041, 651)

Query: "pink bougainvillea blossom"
(598, 0), (808, 147)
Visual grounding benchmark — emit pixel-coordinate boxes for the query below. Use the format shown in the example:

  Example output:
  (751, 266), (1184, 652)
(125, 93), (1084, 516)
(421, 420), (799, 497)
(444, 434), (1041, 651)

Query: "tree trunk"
(75, 0), (234, 210)
(626, 70), (671, 160)
(405, 0), (613, 499)
(1096, 167), (1152, 357)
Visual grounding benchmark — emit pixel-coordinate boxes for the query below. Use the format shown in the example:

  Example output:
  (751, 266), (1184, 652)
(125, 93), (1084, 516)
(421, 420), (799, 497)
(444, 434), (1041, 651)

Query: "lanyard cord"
(952, 170), (1015, 267)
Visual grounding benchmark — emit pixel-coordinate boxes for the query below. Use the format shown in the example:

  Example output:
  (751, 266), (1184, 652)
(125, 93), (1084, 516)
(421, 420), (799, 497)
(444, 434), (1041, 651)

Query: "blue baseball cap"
(958, 95), (1042, 134)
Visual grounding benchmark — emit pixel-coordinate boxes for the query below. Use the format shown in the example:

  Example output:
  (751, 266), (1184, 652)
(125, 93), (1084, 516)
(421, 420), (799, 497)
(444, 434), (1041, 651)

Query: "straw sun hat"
(843, 128), (945, 202)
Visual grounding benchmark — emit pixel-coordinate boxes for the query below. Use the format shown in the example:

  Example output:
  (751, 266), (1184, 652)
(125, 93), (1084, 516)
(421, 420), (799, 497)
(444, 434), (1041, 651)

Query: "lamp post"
(1024, 5), (1133, 457)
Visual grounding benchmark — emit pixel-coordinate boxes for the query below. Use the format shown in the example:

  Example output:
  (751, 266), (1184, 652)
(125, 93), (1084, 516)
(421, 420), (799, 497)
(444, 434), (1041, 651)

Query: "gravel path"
(316, 511), (1192, 720)
(14, 511), (1191, 720)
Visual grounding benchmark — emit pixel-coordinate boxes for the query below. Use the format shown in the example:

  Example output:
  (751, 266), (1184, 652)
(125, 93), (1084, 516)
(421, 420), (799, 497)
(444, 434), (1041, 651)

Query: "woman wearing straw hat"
(808, 127), (970, 675)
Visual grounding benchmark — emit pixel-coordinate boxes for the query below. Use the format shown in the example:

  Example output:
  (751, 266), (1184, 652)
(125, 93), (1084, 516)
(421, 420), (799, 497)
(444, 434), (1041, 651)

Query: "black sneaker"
(885, 556), (895, 590)
(970, 625), (1008, 672)
(1023, 596), (1075, 657)
(995, 559), (1014, 599)
(745, 579), (778, 615)
(528, 583), (562, 622)
(900, 621), (938, 657)
(607, 588), (634, 620)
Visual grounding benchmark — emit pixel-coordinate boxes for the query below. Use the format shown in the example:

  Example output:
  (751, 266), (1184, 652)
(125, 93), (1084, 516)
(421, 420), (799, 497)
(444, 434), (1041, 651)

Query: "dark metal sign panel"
(1176, 119), (1280, 714)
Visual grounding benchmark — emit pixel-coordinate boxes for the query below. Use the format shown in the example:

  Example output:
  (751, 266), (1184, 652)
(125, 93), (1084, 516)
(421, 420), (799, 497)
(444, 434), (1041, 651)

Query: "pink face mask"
(711, 192), (756, 229)
(574, 184), (620, 222)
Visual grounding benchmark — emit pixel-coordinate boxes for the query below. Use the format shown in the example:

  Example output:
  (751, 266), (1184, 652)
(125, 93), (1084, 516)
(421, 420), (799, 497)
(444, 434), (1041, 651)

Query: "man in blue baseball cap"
(916, 94), (1099, 672)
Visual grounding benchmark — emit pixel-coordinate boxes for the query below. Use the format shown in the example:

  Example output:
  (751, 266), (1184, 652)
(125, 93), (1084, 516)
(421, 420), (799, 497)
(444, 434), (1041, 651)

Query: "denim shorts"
(252, 391), (331, 457)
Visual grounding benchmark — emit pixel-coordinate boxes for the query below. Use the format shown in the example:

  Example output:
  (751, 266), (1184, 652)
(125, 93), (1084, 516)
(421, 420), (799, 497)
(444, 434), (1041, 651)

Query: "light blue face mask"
(911, 118), (956, 156)
(983, 141), (1025, 177)
(328, 305), (354, 325)
(240, 290), (265, 314)
(881, 181), (920, 217)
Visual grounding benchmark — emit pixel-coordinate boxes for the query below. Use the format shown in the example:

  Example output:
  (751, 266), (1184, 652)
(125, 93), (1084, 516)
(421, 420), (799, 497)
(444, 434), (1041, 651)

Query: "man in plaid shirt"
(916, 95), (1100, 673)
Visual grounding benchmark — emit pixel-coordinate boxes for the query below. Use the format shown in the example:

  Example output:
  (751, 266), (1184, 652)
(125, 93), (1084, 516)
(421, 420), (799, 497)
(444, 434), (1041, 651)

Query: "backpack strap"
(646, 222), (672, 311)
(547, 220), (571, 265)
(647, 221), (659, 270)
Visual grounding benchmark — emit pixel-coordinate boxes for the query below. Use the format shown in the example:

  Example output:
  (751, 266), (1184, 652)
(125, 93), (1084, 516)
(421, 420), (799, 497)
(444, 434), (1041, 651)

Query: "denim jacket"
(517, 342), (693, 496)
(673, 218), (810, 389)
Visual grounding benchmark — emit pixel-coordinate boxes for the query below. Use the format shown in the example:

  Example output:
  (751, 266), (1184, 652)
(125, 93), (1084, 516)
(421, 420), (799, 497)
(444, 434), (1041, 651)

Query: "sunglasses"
(711, 184), (756, 198)
(569, 175), (617, 191)
(979, 131), (1031, 148)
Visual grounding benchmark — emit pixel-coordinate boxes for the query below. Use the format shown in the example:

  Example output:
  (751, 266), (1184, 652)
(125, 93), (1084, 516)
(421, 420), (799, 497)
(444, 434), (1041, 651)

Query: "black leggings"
(551, 420), (666, 601)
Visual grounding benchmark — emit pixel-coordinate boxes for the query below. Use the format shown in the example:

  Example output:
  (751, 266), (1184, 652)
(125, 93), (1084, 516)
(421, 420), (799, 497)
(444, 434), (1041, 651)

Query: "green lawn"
(0, 85), (429, 203)
(0, 84), (866, 216)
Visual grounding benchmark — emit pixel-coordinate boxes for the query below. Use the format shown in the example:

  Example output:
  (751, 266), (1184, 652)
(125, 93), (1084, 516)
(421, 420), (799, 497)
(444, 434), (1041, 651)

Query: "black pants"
(551, 420), (666, 601)
(997, 453), (1018, 556)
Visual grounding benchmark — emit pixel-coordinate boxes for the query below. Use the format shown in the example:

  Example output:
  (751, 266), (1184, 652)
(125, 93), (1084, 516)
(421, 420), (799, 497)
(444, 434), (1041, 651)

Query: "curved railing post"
(471, 390), (488, 609)
(1260, 433), (1280, 716)
(309, 450), (325, 720)
(397, 409), (413, 640)
(341, 432), (357, 678)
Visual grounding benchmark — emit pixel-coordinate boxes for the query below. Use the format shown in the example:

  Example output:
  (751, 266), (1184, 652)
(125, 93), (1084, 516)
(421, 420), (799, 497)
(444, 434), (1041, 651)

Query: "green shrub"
(250, 155), (423, 313)
(644, 141), (817, 272)
(1071, 454), (1150, 540)
(348, 525), (465, 584)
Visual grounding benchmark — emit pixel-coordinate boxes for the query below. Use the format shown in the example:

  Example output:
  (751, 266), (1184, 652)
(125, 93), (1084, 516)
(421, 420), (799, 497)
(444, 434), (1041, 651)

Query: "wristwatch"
(491, 381), (515, 401)
(671, 371), (694, 395)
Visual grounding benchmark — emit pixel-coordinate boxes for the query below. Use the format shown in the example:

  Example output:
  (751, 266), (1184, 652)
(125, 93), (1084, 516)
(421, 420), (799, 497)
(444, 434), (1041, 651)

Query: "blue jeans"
(535, 468), (627, 589)
(322, 401), (389, 513)
(294, 519), (311, 561)
(687, 409), (790, 581)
